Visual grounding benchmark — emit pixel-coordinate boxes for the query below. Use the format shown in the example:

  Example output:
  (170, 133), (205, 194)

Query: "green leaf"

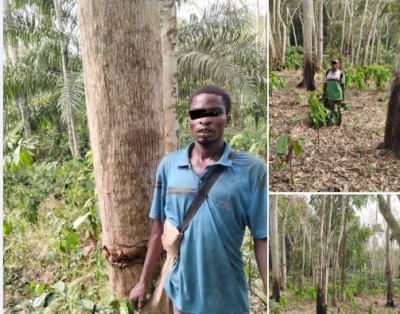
(3, 220), (12, 235)
(119, 299), (133, 314)
(276, 133), (289, 156)
(77, 299), (95, 311)
(35, 283), (46, 295)
(65, 232), (79, 250)
(19, 148), (34, 165)
(52, 281), (66, 295)
(72, 211), (91, 230)
(104, 294), (119, 307)
(293, 141), (302, 156)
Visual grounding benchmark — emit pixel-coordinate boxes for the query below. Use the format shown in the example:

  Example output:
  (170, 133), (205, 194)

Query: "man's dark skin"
(129, 93), (268, 313)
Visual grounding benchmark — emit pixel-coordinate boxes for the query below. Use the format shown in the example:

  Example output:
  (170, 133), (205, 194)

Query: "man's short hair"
(331, 60), (338, 65)
(189, 85), (231, 114)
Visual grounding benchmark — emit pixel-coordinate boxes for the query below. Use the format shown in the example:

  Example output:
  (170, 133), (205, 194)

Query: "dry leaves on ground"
(269, 70), (400, 192)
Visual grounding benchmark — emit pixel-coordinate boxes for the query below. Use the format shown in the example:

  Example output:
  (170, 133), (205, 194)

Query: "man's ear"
(226, 116), (231, 125)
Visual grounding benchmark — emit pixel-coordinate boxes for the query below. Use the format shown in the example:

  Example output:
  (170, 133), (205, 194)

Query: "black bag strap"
(180, 151), (237, 234)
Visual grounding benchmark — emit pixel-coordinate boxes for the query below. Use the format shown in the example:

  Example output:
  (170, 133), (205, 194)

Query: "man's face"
(331, 61), (338, 70)
(188, 93), (229, 146)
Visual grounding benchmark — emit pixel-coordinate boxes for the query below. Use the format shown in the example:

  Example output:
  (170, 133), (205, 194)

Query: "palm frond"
(56, 71), (85, 124)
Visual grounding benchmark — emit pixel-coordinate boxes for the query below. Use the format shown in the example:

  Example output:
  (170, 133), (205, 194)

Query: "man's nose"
(199, 116), (211, 124)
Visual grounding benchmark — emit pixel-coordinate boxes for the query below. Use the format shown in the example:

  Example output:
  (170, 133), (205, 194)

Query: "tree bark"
(355, 0), (369, 65)
(159, 0), (178, 154)
(340, 0), (348, 57)
(331, 196), (346, 307)
(316, 196), (327, 314)
(267, 1), (277, 66)
(379, 37), (400, 158)
(362, 0), (382, 66)
(276, 0), (287, 64)
(280, 201), (289, 291)
(316, 0), (323, 71)
(77, 0), (163, 298)
(270, 195), (281, 302)
(298, 0), (316, 91)
(340, 207), (348, 301)
(385, 195), (395, 307)
(368, 204), (378, 289)
(377, 195), (400, 246)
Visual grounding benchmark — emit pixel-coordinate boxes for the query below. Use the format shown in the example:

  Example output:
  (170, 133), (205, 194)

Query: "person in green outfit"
(323, 59), (345, 124)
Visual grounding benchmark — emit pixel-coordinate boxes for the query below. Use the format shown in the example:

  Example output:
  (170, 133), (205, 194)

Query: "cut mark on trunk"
(103, 241), (148, 268)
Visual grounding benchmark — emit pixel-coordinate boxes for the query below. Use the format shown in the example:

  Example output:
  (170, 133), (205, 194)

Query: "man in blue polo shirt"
(129, 85), (267, 314)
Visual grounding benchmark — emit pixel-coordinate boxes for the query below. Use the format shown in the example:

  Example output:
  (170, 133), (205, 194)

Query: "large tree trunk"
(298, 0), (316, 91)
(385, 196), (395, 307)
(77, 0), (163, 298)
(270, 195), (281, 302)
(377, 195), (400, 246)
(355, 0), (369, 65)
(159, 0), (178, 154)
(379, 37), (400, 158)
(54, 0), (81, 158)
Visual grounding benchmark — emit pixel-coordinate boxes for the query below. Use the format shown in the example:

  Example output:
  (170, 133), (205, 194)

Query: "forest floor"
(269, 70), (400, 192)
(270, 291), (400, 313)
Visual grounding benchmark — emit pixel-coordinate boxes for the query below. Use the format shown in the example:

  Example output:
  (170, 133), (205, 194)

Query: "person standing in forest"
(129, 85), (268, 314)
(323, 60), (346, 125)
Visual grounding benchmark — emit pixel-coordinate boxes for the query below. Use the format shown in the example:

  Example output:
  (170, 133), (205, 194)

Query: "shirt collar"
(177, 142), (234, 167)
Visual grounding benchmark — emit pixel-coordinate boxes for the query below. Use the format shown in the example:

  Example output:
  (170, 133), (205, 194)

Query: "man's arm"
(341, 83), (345, 101)
(130, 219), (164, 309)
(254, 237), (268, 295)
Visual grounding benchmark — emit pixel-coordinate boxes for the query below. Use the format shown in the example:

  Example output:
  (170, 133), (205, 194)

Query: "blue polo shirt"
(149, 143), (267, 314)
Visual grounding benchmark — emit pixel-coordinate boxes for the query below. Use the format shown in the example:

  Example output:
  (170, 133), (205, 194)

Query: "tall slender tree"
(270, 195), (281, 302)
(377, 195), (400, 246)
(159, 0), (178, 153)
(77, 0), (164, 298)
(298, 0), (316, 91)
(385, 196), (395, 307)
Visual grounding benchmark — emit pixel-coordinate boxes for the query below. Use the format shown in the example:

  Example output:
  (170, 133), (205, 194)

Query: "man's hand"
(129, 282), (148, 310)
(128, 219), (164, 310)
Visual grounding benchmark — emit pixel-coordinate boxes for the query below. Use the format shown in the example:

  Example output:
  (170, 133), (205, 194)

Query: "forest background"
(269, 194), (400, 314)
(268, 0), (400, 192)
(3, 0), (269, 313)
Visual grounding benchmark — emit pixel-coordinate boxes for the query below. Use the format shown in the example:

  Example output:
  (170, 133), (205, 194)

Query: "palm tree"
(177, 3), (267, 101)
(3, 0), (84, 158)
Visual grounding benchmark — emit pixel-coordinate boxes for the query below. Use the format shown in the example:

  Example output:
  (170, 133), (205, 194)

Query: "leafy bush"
(269, 71), (285, 95)
(282, 46), (304, 70)
(345, 64), (392, 91)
